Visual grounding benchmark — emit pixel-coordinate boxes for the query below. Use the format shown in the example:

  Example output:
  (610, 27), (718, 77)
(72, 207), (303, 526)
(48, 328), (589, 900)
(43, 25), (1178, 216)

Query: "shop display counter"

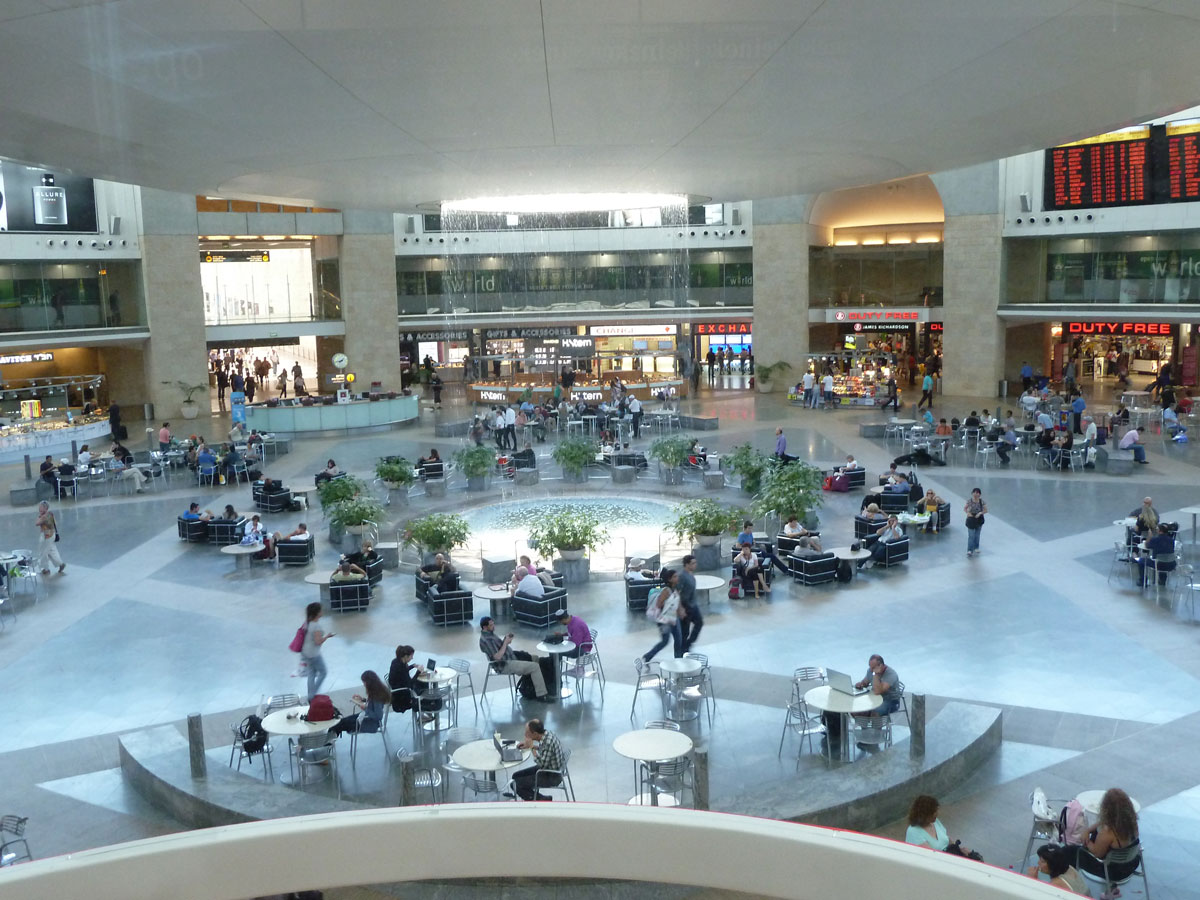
(0, 417), (111, 464)
(244, 395), (418, 436)
(468, 378), (686, 404)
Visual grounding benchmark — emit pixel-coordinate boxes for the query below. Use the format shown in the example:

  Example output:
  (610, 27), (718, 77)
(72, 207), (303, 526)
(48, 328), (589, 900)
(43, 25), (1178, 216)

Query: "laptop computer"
(493, 735), (523, 762)
(426, 658), (437, 673)
(826, 668), (869, 696)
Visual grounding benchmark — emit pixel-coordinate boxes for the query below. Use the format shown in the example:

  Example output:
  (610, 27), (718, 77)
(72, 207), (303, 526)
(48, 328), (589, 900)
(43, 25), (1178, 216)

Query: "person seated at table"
(1026, 844), (1087, 894)
(883, 472), (910, 493)
(905, 795), (980, 859)
(331, 560), (367, 583)
(1064, 787), (1141, 887)
(878, 462), (901, 486)
(1118, 425), (1149, 464)
(265, 523), (308, 558)
(228, 422), (247, 445)
(508, 718), (567, 801)
(220, 504), (239, 521)
(836, 454), (859, 472)
(195, 442), (218, 477)
(344, 538), (377, 568)
(1135, 523), (1177, 588)
(782, 514), (822, 552)
(555, 609), (594, 659)
(513, 565), (545, 598)
(921, 490), (944, 534)
(512, 442), (537, 469)
(735, 519), (789, 575)
(963, 411), (981, 429)
(479, 616), (552, 700)
(994, 424), (1017, 465)
(111, 441), (150, 492)
(327, 670), (390, 738)
(313, 458), (341, 485)
(859, 515), (904, 569)
(854, 653), (902, 716)
(921, 408), (935, 428)
(1036, 409), (1054, 431)
(1051, 429), (1074, 469)
(417, 448), (443, 480)
(1034, 426), (1056, 463)
(388, 644), (442, 723)
(220, 443), (243, 478)
(1003, 409), (1017, 432)
(733, 544), (769, 597)
(1163, 403), (1183, 436)
(861, 502), (887, 522)
(934, 418), (953, 436)
(39, 455), (59, 484)
(77, 445), (93, 469)
(243, 514), (265, 543)
(181, 502), (213, 522)
(613, 443), (648, 470)
(420, 552), (457, 590)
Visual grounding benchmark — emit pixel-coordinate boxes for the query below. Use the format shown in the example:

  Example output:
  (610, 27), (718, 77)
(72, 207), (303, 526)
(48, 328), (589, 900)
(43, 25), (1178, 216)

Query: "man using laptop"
(478, 616), (552, 701)
(854, 654), (902, 717)
(506, 718), (566, 801)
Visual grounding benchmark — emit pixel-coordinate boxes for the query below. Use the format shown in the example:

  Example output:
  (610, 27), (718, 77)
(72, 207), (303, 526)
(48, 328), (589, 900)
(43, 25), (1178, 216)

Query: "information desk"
(0, 417), (111, 464)
(467, 378), (686, 404)
(245, 395), (417, 437)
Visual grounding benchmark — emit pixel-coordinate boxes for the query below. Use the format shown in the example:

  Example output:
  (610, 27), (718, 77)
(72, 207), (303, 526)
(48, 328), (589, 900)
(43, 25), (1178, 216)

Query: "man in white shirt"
(503, 405), (517, 451)
(821, 372), (835, 408)
(628, 395), (643, 438)
(514, 565), (545, 598)
(802, 371), (816, 408)
(1081, 415), (1097, 445)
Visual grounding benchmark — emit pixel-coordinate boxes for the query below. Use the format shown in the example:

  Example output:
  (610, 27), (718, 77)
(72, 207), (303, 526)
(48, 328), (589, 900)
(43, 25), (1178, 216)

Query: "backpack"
(1057, 799), (1088, 845)
(288, 624), (307, 653)
(822, 475), (833, 491)
(239, 714), (268, 754)
(517, 673), (538, 698)
(306, 694), (336, 722)
(727, 577), (742, 599)
(645, 587), (666, 620)
(835, 560), (853, 583)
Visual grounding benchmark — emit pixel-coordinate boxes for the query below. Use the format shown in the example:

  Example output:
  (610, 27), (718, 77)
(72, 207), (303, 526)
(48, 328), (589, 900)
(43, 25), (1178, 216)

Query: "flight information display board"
(1165, 123), (1200, 202)
(1044, 130), (1150, 210)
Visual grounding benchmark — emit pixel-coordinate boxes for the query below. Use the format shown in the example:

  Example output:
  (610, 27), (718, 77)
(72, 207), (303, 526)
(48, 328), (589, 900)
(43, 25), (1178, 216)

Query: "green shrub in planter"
(647, 435), (693, 470)
(454, 445), (496, 478)
(528, 508), (608, 556)
(552, 436), (598, 477)
(402, 513), (471, 554)
(318, 475), (367, 510)
(669, 498), (744, 544)
(375, 458), (416, 488)
(752, 459), (824, 523)
(328, 495), (387, 530)
(725, 443), (768, 494)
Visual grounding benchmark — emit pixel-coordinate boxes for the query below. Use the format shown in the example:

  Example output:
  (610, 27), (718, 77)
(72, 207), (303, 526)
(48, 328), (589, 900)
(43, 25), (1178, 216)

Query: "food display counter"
(245, 395), (418, 436)
(467, 377), (686, 405)
(0, 416), (112, 464)
(788, 374), (893, 408)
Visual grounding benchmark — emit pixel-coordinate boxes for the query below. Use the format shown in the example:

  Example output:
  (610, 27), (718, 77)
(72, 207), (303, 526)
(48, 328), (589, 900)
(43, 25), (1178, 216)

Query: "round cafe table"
(261, 703), (342, 785)
(536, 639), (577, 699)
(691, 574), (725, 607)
(304, 572), (331, 603)
(611, 728), (694, 807)
(659, 657), (702, 721)
(416, 667), (457, 732)
(804, 685), (882, 763)
(221, 542), (263, 571)
(451, 738), (530, 784)
(1076, 789), (1140, 820)
(473, 583), (513, 621)
(827, 546), (872, 579)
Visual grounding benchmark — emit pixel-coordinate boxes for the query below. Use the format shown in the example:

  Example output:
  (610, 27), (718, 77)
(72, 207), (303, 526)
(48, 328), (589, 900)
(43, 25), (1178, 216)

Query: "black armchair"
(416, 570), (460, 603)
(427, 587), (474, 626)
(879, 490), (910, 514)
(253, 483), (293, 513)
(277, 534), (316, 566)
(625, 577), (664, 611)
(877, 537), (910, 568)
(177, 517), (208, 543)
(854, 515), (888, 539)
(207, 516), (247, 546)
(935, 502), (951, 530)
(791, 552), (838, 585)
(511, 586), (567, 628)
(329, 580), (371, 612)
(841, 468), (867, 488)
(364, 556), (384, 586)
(776, 533), (820, 555)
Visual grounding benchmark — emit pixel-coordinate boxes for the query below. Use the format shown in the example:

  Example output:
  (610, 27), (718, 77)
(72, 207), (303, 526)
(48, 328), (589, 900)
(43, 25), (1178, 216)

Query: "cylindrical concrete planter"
(328, 521), (345, 544)
(661, 467), (684, 485)
(562, 468), (588, 484)
(466, 475), (487, 491)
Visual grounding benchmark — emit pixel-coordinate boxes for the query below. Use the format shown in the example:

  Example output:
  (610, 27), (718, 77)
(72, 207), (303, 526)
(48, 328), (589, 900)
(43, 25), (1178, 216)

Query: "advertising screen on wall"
(0, 159), (98, 232)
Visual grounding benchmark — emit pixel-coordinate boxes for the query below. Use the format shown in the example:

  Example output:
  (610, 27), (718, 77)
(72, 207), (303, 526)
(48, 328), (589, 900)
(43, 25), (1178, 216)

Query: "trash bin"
(143, 403), (155, 421)
(997, 380), (1008, 398)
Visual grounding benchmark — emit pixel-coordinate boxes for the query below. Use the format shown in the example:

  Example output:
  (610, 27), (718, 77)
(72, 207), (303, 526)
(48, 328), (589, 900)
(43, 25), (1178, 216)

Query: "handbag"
(288, 624), (307, 653)
(965, 514), (984, 529)
(54, 524), (61, 543)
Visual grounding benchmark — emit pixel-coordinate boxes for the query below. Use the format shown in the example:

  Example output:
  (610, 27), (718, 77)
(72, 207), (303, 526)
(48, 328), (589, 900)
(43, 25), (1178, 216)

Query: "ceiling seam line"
(539, 0), (557, 145)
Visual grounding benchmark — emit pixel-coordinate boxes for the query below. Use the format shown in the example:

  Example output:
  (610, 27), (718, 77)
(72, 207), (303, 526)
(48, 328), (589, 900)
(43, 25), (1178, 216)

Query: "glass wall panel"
(808, 245), (943, 307)
(0, 259), (144, 332)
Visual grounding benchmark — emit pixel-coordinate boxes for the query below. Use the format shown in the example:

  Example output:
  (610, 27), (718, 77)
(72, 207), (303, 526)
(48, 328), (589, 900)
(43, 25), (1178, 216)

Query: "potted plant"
(669, 498), (743, 546)
(402, 513), (471, 564)
(328, 495), (386, 534)
(552, 436), (597, 484)
(454, 445), (496, 492)
(528, 508), (608, 561)
(755, 361), (793, 394)
(752, 460), (824, 529)
(176, 381), (208, 419)
(647, 435), (693, 485)
(375, 458), (416, 490)
(724, 443), (768, 495)
(318, 475), (366, 511)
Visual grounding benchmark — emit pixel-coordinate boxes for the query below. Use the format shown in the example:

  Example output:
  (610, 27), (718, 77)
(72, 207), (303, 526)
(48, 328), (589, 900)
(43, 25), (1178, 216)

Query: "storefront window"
(808, 245), (944, 308)
(0, 260), (145, 332)
(1007, 232), (1200, 304)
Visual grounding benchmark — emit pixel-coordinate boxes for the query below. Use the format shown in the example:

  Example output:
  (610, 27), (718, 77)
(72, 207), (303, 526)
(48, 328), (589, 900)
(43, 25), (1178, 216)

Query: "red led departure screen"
(1166, 127), (1200, 202)
(1045, 138), (1150, 210)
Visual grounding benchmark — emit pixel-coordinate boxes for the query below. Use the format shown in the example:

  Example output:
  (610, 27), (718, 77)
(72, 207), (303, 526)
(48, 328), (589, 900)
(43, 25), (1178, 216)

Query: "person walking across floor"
(628, 393), (643, 438)
(642, 567), (683, 662)
(300, 602), (334, 700)
(883, 373), (899, 412)
(964, 488), (987, 557)
(917, 371), (934, 409)
(678, 555), (704, 652)
(35, 500), (65, 576)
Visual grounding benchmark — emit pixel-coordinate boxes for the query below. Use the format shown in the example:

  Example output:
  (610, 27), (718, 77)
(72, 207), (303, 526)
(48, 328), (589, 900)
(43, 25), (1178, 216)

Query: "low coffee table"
(692, 574), (725, 607)
(827, 546), (871, 579)
(473, 583), (512, 621)
(304, 572), (331, 603)
(221, 543), (263, 571)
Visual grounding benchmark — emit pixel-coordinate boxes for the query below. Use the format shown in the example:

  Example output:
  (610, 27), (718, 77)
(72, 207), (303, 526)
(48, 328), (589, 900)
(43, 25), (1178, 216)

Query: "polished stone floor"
(2, 374), (1199, 899)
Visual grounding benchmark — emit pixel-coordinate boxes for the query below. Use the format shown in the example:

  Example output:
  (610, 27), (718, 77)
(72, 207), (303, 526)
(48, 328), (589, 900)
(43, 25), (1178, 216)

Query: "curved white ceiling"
(1, 0), (1199, 209)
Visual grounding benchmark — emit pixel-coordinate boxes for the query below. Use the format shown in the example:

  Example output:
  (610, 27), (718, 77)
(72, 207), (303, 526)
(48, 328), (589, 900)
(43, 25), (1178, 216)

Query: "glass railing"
(0, 260), (146, 334)
(203, 289), (342, 325)
(399, 287), (752, 317)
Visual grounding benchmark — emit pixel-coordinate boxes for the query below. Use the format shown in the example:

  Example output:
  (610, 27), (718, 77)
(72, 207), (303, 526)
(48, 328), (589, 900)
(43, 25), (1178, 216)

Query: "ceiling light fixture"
(861, 238), (885, 246)
(887, 237), (912, 245)
(443, 192), (685, 214)
(834, 240), (858, 247)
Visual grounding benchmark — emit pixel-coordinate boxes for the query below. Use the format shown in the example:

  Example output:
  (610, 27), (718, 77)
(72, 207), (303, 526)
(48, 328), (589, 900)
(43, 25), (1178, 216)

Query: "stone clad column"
(750, 199), (817, 380)
(339, 211), (402, 391)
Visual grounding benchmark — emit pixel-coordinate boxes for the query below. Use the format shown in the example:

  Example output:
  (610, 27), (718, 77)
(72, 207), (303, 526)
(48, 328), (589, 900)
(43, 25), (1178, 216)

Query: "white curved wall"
(0, 805), (1064, 900)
